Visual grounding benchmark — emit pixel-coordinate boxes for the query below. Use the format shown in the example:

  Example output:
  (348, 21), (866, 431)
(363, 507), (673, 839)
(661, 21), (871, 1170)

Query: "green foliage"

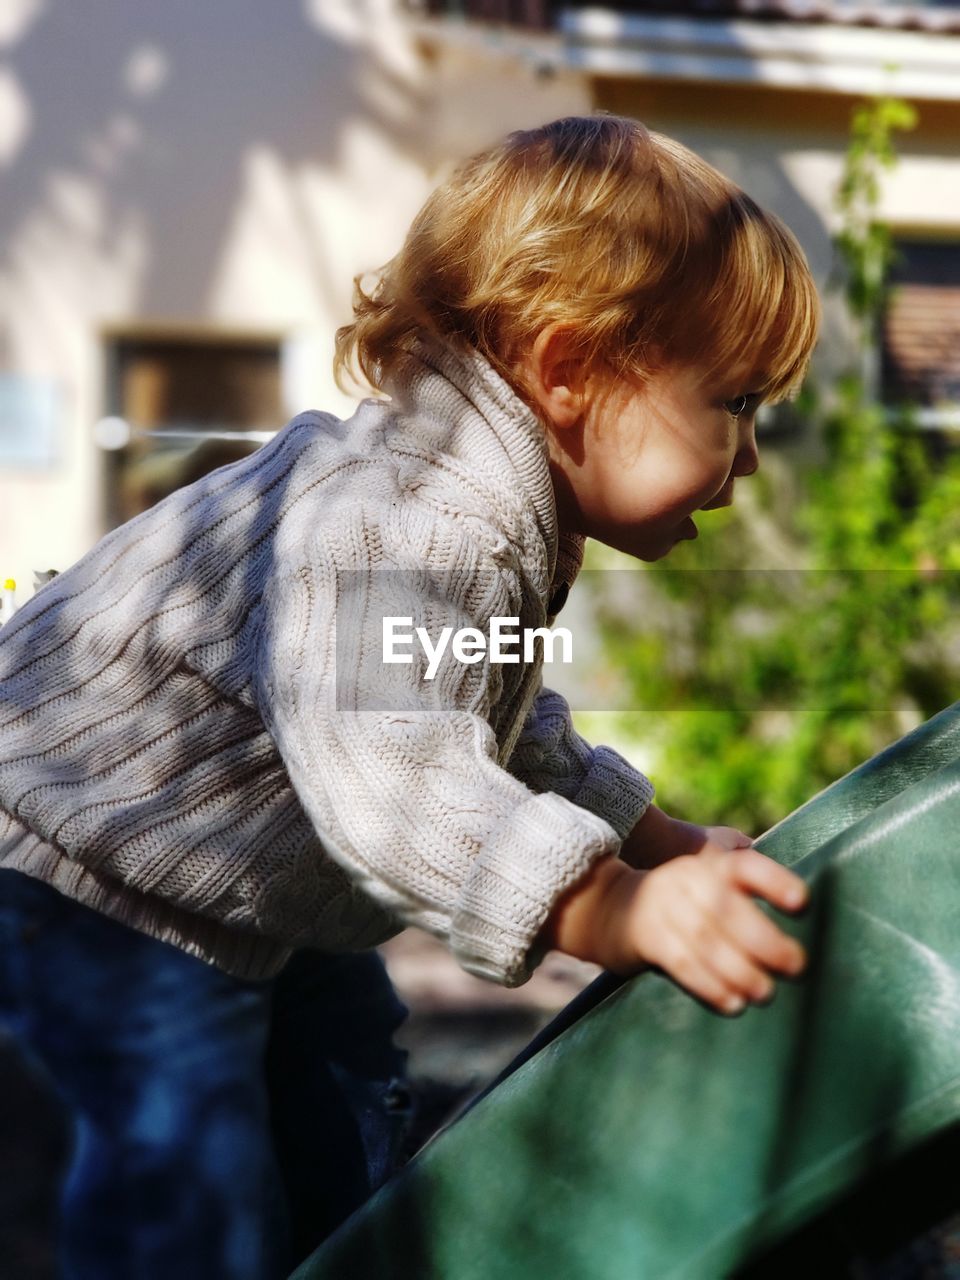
(834, 96), (917, 333)
(589, 97), (960, 834)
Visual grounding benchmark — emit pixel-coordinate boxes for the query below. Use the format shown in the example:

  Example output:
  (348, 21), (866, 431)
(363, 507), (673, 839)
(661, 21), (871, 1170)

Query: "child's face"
(544, 362), (761, 562)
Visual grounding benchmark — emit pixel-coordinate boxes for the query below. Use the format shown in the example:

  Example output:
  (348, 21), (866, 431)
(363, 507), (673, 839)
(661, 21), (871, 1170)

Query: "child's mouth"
(700, 487), (735, 511)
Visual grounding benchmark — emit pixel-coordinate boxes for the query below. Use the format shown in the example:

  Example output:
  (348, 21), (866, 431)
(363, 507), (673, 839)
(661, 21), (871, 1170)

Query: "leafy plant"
(835, 97), (918, 340)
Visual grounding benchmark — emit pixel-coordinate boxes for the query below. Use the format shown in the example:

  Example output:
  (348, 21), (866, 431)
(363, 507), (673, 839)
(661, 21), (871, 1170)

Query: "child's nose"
(733, 423), (760, 477)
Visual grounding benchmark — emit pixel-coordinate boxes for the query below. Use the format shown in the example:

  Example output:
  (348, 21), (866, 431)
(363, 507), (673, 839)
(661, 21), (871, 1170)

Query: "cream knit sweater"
(0, 336), (654, 986)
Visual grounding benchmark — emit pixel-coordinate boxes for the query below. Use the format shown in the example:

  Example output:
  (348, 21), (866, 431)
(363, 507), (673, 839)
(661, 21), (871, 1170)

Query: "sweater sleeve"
(505, 682), (655, 839)
(254, 507), (623, 987)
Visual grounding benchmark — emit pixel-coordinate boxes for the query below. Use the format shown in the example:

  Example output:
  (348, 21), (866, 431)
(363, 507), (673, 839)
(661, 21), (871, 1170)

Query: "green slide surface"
(291, 700), (960, 1279)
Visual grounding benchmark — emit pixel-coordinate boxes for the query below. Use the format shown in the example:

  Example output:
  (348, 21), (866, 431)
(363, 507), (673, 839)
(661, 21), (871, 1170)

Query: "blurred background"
(3, 0), (960, 1273)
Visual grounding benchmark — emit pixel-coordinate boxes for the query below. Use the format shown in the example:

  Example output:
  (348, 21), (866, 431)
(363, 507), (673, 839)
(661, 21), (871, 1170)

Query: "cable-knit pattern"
(0, 336), (654, 984)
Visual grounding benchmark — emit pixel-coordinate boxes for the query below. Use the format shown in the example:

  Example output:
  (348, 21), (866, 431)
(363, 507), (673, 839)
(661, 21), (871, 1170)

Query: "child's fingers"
(726, 847), (809, 914)
(666, 892), (789, 1004)
(689, 923), (777, 1006)
(658, 929), (753, 1015)
(722, 827), (755, 848)
(702, 825), (754, 853)
(719, 889), (807, 978)
(631, 854), (808, 1014)
(655, 899), (774, 1013)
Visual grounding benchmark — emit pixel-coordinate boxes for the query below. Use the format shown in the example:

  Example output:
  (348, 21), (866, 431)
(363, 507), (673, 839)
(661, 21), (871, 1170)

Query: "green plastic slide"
(291, 700), (960, 1278)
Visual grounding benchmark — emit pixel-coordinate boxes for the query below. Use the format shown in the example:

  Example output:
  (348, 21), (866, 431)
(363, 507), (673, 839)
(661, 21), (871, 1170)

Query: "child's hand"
(622, 845), (808, 1015)
(619, 803), (754, 870)
(700, 824), (755, 853)
(541, 844), (808, 1016)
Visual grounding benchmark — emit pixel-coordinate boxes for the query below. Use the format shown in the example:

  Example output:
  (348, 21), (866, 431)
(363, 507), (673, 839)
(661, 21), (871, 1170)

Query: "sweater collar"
(384, 333), (585, 600)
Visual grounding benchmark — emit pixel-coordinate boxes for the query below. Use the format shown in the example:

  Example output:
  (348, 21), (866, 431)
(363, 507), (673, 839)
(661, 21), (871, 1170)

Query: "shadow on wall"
(0, 0), (434, 369)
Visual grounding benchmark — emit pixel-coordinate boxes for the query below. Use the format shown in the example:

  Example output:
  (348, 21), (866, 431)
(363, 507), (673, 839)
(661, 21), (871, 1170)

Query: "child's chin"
(648, 521), (698, 559)
(614, 521), (694, 560)
(636, 541), (675, 563)
(651, 522), (697, 555)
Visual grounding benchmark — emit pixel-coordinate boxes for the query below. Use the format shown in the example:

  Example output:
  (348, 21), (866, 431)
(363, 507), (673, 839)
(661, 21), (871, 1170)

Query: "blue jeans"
(0, 869), (412, 1279)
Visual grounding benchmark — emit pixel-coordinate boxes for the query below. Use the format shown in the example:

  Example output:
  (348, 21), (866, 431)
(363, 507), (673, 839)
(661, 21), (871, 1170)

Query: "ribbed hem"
(573, 747), (656, 840)
(451, 790), (621, 988)
(0, 811), (291, 981)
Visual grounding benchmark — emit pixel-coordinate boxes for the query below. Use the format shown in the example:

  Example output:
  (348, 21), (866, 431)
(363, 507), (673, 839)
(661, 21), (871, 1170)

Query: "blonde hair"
(334, 115), (820, 407)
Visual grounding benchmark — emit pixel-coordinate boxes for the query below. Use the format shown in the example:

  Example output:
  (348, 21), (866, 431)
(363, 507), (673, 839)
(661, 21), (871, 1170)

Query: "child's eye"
(724, 394), (749, 417)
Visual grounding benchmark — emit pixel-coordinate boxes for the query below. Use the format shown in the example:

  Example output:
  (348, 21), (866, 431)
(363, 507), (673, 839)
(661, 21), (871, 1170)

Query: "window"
(100, 329), (284, 527)
(881, 239), (960, 424)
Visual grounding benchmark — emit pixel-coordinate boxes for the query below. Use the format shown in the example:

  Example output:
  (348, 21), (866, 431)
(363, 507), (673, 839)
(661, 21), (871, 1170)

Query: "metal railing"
(415, 0), (555, 30)
(411, 0), (960, 33)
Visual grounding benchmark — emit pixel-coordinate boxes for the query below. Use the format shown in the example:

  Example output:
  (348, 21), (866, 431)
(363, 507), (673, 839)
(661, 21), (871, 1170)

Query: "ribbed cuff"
(451, 790), (621, 988)
(571, 746), (656, 840)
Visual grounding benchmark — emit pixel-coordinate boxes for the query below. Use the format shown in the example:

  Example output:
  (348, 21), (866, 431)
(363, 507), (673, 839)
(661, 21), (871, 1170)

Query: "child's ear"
(515, 325), (586, 430)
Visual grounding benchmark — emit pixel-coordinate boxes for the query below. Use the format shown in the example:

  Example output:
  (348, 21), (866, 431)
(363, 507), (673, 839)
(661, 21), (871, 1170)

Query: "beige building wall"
(0, 1), (419, 595)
